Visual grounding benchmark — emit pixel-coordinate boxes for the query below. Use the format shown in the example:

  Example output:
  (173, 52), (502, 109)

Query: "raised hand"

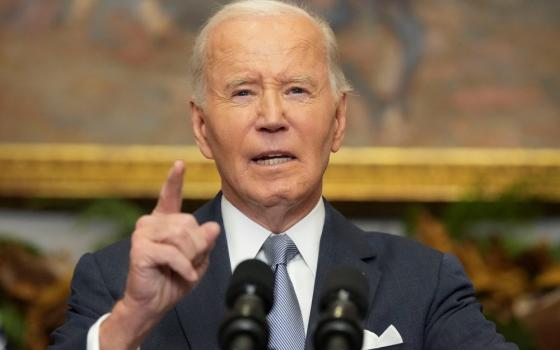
(100, 161), (221, 350)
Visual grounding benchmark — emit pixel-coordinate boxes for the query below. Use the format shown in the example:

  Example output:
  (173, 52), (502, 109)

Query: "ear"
(330, 92), (347, 153)
(190, 99), (215, 159)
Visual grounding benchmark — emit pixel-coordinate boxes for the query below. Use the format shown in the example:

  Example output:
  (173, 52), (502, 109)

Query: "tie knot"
(262, 234), (299, 267)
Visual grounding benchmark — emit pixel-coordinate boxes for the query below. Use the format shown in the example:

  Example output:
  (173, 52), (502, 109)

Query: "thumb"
(153, 160), (185, 214)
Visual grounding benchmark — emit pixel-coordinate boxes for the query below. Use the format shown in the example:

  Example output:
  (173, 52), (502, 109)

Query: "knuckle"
(135, 215), (151, 229)
(167, 225), (185, 240)
(180, 214), (198, 227)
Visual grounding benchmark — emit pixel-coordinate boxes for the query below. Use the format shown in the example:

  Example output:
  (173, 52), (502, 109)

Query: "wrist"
(99, 299), (161, 350)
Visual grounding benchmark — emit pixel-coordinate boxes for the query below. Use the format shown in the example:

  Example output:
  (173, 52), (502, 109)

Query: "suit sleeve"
(49, 253), (118, 349)
(424, 253), (518, 350)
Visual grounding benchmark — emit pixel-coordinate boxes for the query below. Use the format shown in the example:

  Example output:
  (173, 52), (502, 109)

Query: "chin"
(252, 191), (295, 208)
(251, 183), (313, 209)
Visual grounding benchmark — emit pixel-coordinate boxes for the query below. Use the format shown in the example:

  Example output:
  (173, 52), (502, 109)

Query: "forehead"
(205, 14), (327, 78)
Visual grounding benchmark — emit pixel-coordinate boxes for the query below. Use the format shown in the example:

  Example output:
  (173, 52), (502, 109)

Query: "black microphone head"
(226, 259), (274, 312)
(320, 266), (369, 317)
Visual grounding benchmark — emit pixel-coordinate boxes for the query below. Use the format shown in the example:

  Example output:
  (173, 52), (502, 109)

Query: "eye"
(233, 89), (253, 97)
(287, 86), (307, 95)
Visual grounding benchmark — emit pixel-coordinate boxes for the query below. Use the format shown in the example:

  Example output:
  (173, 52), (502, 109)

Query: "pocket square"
(362, 325), (403, 349)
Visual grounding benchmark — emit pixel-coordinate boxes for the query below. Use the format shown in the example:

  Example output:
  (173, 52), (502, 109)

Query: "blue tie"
(262, 235), (306, 350)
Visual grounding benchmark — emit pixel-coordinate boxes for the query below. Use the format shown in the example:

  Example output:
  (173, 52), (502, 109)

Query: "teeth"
(255, 156), (292, 166)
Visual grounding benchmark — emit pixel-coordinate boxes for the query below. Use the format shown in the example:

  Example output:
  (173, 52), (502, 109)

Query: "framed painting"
(1, 0), (559, 201)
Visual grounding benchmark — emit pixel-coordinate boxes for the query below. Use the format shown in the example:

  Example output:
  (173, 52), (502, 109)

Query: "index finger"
(153, 160), (185, 214)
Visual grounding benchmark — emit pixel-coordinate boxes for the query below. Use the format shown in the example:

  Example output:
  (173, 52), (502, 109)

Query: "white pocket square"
(362, 325), (403, 349)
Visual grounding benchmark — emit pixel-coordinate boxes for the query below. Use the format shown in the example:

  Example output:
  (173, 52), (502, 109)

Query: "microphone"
(219, 259), (274, 350)
(314, 267), (369, 350)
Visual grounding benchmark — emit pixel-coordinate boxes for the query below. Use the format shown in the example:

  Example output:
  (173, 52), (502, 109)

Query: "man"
(50, 1), (518, 349)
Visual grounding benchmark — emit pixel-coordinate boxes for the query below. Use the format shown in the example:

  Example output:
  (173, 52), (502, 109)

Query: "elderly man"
(50, 1), (517, 349)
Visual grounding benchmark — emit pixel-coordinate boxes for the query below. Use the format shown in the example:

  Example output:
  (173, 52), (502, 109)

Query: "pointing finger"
(153, 160), (185, 214)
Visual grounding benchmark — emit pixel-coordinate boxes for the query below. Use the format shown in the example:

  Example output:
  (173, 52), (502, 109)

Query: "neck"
(222, 191), (321, 233)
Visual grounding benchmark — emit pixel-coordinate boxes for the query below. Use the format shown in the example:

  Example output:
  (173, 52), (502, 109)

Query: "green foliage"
(0, 234), (41, 256)
(78, 198), (144, 249)
(443, 184), (541, 239)
(498, 234), (538, 259)
(0, 235), (33, 350)
(488, 315), (537, 350)
(0, 302), (26, 350)
(470, 232), (539, 260)
(403, 205), (425, 238)
(551, 244), (560, 262)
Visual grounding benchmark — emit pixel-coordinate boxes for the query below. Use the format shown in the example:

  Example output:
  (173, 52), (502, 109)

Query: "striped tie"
(262, 234), (306, 350)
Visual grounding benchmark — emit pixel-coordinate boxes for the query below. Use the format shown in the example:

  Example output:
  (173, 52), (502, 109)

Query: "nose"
(255, 89), (288, 133)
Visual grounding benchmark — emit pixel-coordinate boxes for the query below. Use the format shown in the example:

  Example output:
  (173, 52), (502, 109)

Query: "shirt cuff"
(87, 313), (142, 350)
(87, 313), (110, 350)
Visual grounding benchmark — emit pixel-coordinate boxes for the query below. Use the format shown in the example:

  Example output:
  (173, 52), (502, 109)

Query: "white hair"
(190, 0), (351, 105)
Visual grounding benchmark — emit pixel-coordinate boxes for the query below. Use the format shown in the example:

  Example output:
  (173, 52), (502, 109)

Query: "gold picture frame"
(1, 143), (559, 201)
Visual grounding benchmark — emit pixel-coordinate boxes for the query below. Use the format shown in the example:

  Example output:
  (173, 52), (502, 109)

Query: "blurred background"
(0, 0), (559, 349)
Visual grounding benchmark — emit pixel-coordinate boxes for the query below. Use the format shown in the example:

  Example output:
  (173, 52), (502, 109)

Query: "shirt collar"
(221, 195), (325, 275)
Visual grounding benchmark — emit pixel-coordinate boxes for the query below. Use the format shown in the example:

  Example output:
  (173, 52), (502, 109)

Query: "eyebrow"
(224, 75), (318, 90)
(225, 78), (258, 90)
(284, 76), (317, 87)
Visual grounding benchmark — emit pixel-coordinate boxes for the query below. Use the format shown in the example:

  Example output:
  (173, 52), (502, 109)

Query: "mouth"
(251, 151), (297, 166)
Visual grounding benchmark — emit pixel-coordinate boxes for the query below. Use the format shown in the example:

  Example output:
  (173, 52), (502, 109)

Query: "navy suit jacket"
(50, 195), (517, 349)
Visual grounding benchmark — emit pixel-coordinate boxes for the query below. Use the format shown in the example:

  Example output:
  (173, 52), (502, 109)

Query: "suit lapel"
(306, 201), (382, 349)
(174, 194), (232, 350)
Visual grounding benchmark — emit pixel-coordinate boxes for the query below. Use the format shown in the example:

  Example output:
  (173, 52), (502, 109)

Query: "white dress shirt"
(87, 195), (325, 349)
(222, 195), (324, 333)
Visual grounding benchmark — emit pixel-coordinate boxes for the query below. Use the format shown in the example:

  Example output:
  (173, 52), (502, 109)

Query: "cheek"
(206, 113), (247, 149)
(298, 112), (337, 147)
(206, 120), (253, 176)
(301, 118), (338, 169)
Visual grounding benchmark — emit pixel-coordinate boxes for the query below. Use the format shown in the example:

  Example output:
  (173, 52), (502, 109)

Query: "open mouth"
(251, 152), (296, 166)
